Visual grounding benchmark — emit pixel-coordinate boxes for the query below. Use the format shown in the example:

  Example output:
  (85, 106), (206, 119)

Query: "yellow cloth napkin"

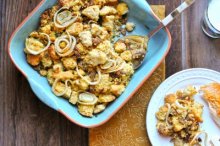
(89, 5), (166, 146)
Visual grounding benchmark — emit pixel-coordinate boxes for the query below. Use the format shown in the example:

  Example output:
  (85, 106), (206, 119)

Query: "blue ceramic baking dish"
(8, 0), (171, 128)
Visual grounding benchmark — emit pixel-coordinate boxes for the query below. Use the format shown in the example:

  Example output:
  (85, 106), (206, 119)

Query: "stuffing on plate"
(156, 86), (205, 146)
(24, 0), (142, 117)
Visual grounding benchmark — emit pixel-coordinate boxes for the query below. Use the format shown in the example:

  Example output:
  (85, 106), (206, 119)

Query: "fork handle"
(148, 0), (196, 38)
(162, 0), (195, 26)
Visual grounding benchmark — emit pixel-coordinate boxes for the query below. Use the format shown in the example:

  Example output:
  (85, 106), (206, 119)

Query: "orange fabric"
(89, 5), (166, 146)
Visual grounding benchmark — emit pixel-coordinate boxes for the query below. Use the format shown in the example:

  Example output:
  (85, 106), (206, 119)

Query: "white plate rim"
(146, 68), (220, 146)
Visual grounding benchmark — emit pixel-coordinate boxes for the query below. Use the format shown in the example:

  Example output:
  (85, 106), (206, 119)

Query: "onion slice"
(76, 66), (102, 85)
(103, 58), (125, 73)
(54, 7), (78, 28)
(26, 33), (51, 55)
(54, 31), (76, 57)
(100, 59), (116, 70)
(175, 100), (187, 109)
(88, 20), (97, 25)
(105, 61), (125, 73)
(165, 103), (172, 128)
(52, 79), (70, 96)
(78, 92), (98, 105)
(189, 131), (208, 146)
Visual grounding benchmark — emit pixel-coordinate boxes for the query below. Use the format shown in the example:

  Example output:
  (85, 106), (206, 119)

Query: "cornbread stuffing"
(156, 86), (204, 146)
(24, 0), (139, 117)
(125, 22), (135, 32)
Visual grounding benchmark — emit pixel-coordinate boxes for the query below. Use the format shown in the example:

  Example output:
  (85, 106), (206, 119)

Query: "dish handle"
(28, 78), (59, 110)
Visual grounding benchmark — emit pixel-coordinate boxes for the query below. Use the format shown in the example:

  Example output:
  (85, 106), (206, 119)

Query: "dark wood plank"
(147, 0), (183, 77)
(148, 0), (220, 75)
(0, 0), (5, 145)
(1, 0), (220, 146)
(183, 0), (220, 71)
(0, 0), (87, 146)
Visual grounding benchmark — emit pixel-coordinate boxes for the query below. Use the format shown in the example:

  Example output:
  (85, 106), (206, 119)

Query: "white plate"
(146, 68), (220, 146)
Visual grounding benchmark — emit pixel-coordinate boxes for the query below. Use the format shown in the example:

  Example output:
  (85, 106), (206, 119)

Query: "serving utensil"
(117, 0), (196, 69)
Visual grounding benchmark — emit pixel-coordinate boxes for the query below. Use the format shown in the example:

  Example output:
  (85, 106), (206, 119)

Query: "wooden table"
(1, 0), (220, 145)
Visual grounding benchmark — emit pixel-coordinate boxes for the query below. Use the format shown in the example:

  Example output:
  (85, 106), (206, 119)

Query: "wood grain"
(182, 0), (220, 70)
(0, 0), (87, 146)
(1, 0), (220, 146)
(147, 0), (183, 77)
